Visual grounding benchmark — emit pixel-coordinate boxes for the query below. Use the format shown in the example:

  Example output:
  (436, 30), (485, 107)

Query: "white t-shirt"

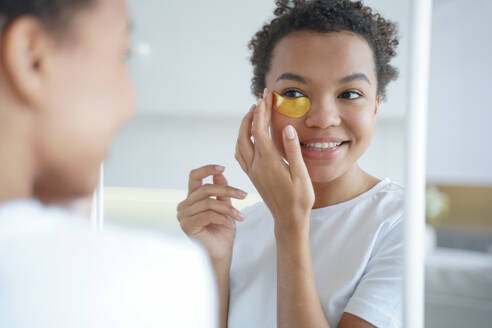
(0, 200), (217, 328)
(229, 178), (403, 328)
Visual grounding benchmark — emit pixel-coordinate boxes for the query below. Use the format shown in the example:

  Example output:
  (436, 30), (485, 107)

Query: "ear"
(1, 17), (52, 110)
(374, 95), (381, 115)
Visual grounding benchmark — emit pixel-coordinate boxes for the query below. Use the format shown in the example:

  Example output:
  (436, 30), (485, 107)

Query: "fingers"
(252, 89), (276, 158)
(188, 165), (225, 196)
(282, 125), (310, 181)
(181, 198), (245, 222)
(181, 183), (247, 207)
(180, 211), (235, 234)
(235, 105), (255, 172)
(263, 88), (273, 132)
(252, 95), (268, 150)
(178, 171), (247, 225)
(178, 168), (248, 239)
(213, 174), (230, 203)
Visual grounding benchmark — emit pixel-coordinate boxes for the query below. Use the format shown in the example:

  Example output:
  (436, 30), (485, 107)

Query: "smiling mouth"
(300, 141), (350, 151)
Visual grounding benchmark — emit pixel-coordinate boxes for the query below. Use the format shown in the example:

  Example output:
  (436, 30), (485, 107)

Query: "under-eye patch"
(272, 92), (311, 118)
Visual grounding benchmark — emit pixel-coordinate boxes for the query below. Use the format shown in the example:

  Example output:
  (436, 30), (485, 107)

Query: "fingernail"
(285, 125), (295, 140)
(263, 88), (268, 99)
(249, 104), (255, 113)
(215, 165), (225, 172)
(237, 190), (248, 198)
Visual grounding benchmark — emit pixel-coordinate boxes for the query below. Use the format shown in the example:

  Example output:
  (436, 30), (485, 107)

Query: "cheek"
(39, 55), (136, 174)
(348, 111), (376, 143)
(56, 56), (134, 145)
(104, 60), (136, 125)
(84, 57), (135, 130)
(343, 110), (376, 160)
(271, 112), (301, 155)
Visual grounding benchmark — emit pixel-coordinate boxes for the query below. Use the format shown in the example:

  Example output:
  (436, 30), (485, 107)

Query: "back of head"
(0, 0), (94, 27)
(0, 0), (135, 204)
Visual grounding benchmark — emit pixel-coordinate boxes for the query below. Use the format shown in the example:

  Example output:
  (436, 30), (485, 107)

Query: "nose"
(304, 98), (341, 128)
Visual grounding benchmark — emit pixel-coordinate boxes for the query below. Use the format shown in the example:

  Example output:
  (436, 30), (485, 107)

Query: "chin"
(34, 165), (100, 204)
(305, 162), (347, 184)
(73, 168), (100, 197)
(306, 168), (338, 184)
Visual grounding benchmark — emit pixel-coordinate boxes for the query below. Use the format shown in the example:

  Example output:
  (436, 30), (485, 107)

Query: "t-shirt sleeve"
(343, 217), (404, 328)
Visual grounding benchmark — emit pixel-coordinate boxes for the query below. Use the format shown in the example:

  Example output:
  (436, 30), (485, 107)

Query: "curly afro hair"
(249, 0), (399, 100)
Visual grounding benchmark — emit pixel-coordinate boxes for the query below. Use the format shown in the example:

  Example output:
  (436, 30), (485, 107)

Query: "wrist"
(205, 244), (233, 264)
(211, 253), (232, 272)
(273, 213), (310, 244)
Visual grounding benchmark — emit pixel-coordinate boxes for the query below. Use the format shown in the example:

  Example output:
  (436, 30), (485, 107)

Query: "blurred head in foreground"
(0, 0), (135, 203)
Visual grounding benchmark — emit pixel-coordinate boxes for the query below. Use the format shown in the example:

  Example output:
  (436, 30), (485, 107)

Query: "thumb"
(282, 125), (309, 180)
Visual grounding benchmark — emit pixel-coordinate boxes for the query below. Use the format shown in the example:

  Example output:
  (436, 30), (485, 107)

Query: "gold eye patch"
(272, 92), (311, 118)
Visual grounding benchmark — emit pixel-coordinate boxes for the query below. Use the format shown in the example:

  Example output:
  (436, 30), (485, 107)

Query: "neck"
(0, 106), (37, 203)
(311, 164), (380, 209)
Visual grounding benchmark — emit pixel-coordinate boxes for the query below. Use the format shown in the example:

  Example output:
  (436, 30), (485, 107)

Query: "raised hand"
(177, 165), (247, 261)
(235, 88), (314, 236)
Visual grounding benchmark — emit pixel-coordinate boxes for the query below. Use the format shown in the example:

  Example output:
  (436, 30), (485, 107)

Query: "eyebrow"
(338, 73), (371, 85)
(275, 72), (310, 84)
(275, 72), (371, 85)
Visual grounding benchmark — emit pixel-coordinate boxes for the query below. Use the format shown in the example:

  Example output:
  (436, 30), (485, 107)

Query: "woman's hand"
(177, 165), (247, 328)
(177, 165), (247, 262)
(235, 88), (315, 237)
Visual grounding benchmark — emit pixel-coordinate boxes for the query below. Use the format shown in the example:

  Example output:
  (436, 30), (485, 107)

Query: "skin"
(0, 0), (135, 204)
(180, 30), (383, 328)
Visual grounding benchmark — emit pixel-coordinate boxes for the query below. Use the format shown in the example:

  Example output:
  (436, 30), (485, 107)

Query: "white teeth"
(303, 142), (343, 150)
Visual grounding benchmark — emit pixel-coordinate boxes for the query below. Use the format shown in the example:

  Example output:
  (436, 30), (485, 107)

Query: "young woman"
(0, 1), (216, 327)
(178, 0), (402, 327)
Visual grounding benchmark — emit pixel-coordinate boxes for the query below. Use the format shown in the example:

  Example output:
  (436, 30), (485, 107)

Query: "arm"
(275, 228), (331, 328)
(338, 313), (376, 328)
(177, 165), (247, 328)
(212, 257), (232, 328)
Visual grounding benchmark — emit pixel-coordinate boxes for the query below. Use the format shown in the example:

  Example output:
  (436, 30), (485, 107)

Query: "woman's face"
(33, 0), (135, 200)
(266, 31), (380, 184)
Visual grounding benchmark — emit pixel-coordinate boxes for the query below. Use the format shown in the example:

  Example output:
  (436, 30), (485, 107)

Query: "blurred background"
(102, 0), (492, 327)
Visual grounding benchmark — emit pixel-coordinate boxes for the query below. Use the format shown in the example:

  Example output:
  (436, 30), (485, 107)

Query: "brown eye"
(283, 90), (306, 98)
(339, 91), (362, 99)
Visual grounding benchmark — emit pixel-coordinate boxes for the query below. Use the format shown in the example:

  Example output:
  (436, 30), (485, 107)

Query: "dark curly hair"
(0, 0), (96, 34)
(249, 0), (399, 100)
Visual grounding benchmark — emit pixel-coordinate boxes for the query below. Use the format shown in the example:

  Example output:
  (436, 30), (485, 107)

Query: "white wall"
(126, 0), (274, 116)
(426, 0), (492, 185)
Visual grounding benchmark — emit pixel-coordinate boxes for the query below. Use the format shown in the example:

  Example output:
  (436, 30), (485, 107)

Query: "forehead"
(267, 30), (376, 84)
